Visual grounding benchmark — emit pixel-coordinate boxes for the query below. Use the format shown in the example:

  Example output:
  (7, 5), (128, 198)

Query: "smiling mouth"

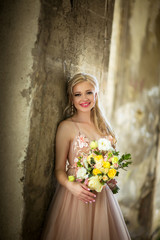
(80, 102), (91, 107)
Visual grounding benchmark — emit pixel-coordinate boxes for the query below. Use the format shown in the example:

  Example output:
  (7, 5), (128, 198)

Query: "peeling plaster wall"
(107, 0), (160, 239)
(0, 1), (40, 239)
(21, 1), (115, 239)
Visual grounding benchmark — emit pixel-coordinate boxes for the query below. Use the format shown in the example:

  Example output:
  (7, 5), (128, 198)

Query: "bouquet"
(68, 138), (132, 194)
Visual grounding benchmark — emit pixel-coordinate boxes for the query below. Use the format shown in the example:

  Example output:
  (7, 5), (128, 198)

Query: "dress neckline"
(72, 131), (106, 146)
(69, 117), (105, 141)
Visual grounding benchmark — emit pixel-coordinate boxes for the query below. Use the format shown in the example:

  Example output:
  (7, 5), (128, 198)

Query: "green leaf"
(77, 162), (83, 167)
(100, 180), (105, 185)
(113, 151), (119, 156)
(112, 185), (120, 194)
(108, 152), (113, 158)
(119, 153), (132, 164)
(87, 167), (92, 171)
(94, 151), (101, 155)
(90, 158), (96, 164)
(116, 171), (119, 176)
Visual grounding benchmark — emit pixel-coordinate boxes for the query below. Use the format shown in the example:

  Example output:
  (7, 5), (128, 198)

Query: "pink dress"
(41, 123), (131, 240)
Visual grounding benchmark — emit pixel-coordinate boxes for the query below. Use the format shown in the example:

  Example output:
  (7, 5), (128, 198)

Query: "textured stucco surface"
(1, 0), (159, 239)
(107, 0), (160, 239)
(21, 1), (115, 239)
(0, 0), (40, 239)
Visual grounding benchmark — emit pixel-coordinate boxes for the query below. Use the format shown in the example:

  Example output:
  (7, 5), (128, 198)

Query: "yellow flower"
(108, 169), (117, 179)
(103, 161), (111, 168)
(68, 175), (75, 182)
(92, 168), (102, 175)
(95, 161), (103, 169)
(100, 168), (109, 174)
(90, 141), (98, 149)
(88, 175), (103, 192)
(111, 156), (119, 164)
(102, 175), (108, 181)
(94, 155), (103, 162)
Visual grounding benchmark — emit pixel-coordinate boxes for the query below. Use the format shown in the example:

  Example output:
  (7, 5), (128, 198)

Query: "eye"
(74, 93), (81, 97)
(87, 91), (93, 95)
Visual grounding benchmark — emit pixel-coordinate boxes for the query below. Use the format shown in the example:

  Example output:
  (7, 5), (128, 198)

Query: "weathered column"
(21, 1), (115, 239)
(106, 0), (160, 239)
(0, 0), (40, 239)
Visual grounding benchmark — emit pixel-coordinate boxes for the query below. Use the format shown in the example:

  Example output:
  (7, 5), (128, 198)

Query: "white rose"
(76, 167), (87, 179)
(88, 175), (104, 192)
(83, 158), (89, 169)
(98, 138), (114, 151)
(95, 160), (103, 169)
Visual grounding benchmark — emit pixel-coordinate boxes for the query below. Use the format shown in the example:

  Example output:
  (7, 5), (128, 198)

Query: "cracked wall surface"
(0, 0), (40, 239)
(106, 0), (160, 239)
(21, 1), (115, 239)
(2, 0), (159, 239)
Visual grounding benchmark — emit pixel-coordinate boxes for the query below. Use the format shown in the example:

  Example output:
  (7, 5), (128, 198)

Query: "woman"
(41, 73), (131, 240)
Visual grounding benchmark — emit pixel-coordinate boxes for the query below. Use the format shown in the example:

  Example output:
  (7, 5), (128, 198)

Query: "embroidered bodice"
(66, 124), (114, 176)
(66, 132), (90, 174)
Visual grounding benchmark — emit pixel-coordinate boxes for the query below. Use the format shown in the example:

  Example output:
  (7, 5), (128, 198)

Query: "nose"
(82, 93), (89, 100)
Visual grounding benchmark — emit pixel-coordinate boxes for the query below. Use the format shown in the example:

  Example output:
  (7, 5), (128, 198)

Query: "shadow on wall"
(106, 0), (160, 239)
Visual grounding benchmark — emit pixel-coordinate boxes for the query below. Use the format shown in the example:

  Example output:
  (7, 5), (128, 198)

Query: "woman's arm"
(54, 121), (71, 189)
(54, 121), (97, 203)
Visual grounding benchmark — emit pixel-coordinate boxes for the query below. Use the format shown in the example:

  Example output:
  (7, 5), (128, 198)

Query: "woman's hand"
(67, 181), (97, 203)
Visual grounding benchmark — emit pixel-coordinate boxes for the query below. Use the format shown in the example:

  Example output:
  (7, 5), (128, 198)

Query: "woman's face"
(72, 81), (97, 113)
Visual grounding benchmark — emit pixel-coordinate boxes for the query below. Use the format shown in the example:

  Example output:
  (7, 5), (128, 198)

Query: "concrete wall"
(0, 1), (40, 239)
(20, 1), (115, 239)
(3, 0), (159, 239)
(106, 0), (160, 239)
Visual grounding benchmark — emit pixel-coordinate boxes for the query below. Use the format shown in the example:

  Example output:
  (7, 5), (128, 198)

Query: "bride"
(41, 73), (131, 240)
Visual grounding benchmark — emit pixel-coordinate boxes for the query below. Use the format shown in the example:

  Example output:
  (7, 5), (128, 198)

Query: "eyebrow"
(73, 89), (93, 94)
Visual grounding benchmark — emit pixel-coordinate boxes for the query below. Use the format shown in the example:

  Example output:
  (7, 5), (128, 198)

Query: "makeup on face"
(72, 81), (97, 112)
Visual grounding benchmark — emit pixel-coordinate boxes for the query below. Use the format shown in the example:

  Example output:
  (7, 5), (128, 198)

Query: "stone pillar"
(0, 0), (40, 239)
(20, 1), (115, 239)
(106, 0), (160, 239)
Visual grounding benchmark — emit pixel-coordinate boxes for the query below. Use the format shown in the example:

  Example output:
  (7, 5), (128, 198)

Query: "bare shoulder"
(57, 118), (74, 130)
(56, 118), (75, 140)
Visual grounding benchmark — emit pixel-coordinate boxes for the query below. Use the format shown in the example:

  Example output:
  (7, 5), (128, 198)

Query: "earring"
(71, 103), (74, 115)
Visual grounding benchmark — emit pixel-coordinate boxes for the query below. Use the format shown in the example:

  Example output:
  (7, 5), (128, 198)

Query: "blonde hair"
(64, 73), (116, 144)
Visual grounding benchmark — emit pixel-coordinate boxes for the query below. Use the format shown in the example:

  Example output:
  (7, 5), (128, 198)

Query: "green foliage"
(112, 151), (119, 156)
(90, 158), (96, 164)
(100, 180), (106, 185)
(108, 152), (113, 158)
(119, 153), (131, 163)
(77, 161), (83, 167)
(87, 167), (92, 171)
(93, 151), (101, 155)
(112, 185), (120, 194)
(118, 153), (132, 170)
(116, 171), (119, 176)
(97, 173), (102, 176)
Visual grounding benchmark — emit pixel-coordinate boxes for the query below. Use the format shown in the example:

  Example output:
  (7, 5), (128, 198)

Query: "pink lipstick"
(80, 102), (90, 107)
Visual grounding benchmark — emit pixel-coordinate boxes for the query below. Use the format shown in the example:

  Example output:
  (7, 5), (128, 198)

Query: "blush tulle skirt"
(41, 182), (131, 240)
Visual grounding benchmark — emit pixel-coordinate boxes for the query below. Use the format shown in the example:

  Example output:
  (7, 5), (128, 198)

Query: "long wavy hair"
(64, 73), (116, 143)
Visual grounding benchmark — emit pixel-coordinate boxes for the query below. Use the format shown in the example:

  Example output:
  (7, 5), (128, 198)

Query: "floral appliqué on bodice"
(66, 133), (91, 173)
(66, 131), (115, 175)
(74, 133), (90, 155)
